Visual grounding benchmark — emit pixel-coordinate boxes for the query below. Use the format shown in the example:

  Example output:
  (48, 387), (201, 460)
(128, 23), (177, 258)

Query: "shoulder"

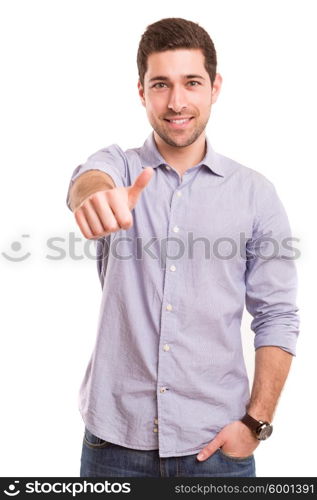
(215, 150), (276, 195)
(87, 143), (127, 164)
(89, 143), (143, 168)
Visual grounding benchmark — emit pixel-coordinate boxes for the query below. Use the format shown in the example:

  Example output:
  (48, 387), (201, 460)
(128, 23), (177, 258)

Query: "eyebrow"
(148, 74), (205, 82)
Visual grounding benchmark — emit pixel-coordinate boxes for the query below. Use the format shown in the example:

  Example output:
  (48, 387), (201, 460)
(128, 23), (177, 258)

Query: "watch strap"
(241, 412), (269, 432)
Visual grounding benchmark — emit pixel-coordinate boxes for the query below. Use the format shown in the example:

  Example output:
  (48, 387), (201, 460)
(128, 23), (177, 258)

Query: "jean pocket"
(218, 447), (253, 462)
(83, 427), (112, 449)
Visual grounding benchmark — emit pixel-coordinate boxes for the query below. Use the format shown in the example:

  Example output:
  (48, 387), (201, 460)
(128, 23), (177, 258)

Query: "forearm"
(69, 170), (115, 212)
(246, 346), (293, 422)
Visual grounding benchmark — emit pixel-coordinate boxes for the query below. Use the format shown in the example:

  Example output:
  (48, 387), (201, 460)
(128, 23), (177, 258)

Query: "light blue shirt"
(66, 132), (299, 457)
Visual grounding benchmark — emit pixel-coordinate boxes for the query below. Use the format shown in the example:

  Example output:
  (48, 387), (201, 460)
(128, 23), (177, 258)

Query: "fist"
(74, 167), (153, 239)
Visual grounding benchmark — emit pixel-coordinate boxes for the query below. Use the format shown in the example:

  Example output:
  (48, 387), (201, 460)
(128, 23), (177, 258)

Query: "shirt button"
(165, 165), (171, 170)
(160, 387), (167, 393)
(153, 427), (158, 433)
(176, 191), (182, 197)
(163, 344), (170, 351)
(173, 225), (179, 233)
(154, 418), (158, 425)
(170, 265), (176, 272)
(166, 304), (173, 311)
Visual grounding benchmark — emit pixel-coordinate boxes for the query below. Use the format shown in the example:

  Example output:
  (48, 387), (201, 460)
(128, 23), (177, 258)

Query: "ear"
(138, 80), (146, 107)
(211, 73), (222, 104)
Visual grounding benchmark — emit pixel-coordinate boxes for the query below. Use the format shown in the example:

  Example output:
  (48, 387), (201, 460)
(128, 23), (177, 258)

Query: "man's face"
(138, 48), (221, 148)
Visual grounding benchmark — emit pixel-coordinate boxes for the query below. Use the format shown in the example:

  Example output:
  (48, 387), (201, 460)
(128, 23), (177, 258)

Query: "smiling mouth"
(164, 117), (194, 128)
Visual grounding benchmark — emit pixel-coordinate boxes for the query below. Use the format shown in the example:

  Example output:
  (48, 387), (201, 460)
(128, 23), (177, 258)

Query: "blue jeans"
(80, 427), (256, 477)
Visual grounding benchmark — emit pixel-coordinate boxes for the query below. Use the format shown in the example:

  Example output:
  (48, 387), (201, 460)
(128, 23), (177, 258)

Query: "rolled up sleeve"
(66, 144), (128, 210)
(245, 178), (300, 356)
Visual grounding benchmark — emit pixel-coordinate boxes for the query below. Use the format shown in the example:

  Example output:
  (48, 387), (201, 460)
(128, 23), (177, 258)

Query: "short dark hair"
(137, 17), (217, 87)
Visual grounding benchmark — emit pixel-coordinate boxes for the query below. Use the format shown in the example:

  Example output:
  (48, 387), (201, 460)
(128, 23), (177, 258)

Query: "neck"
(153, 131), (206, 176)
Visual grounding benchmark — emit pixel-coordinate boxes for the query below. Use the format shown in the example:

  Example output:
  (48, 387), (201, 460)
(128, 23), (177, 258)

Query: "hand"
(74, 167), (154, 239)
(197, 420), (260, 461)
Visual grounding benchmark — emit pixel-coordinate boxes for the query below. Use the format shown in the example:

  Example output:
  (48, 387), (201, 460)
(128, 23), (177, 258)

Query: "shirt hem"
(80, 411), (206, 457)
(81, 412), (159, 451)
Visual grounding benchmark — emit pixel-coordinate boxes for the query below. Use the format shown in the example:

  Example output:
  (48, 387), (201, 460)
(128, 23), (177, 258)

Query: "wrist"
(70, 172), (115, 212)
(240, 412), (273, 440)
(246, 404), (273, 423)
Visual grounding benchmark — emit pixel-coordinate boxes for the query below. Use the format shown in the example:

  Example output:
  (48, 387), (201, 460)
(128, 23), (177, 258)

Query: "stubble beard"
(151, 116), (209, 148)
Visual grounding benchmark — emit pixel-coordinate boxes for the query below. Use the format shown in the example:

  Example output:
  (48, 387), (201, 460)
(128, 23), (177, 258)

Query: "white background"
(0, 0), (316, 477)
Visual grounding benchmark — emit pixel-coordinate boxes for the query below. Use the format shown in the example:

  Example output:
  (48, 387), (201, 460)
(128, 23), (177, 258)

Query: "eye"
(152, 82), (167, 88)
(188, 81), (201, 86)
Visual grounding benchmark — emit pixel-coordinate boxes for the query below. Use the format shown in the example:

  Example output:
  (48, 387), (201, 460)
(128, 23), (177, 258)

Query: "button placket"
(156, 184), (184, 452)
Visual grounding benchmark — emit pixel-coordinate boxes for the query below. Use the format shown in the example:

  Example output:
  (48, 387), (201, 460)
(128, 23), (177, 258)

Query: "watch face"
(257, 424), (273, 440)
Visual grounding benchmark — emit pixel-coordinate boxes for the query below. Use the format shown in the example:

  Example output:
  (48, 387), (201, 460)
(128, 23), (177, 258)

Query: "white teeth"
(169, 118), (190, 124)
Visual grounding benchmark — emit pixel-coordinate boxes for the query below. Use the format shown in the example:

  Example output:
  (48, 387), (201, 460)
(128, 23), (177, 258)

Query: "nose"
(167, 84), (188, 113)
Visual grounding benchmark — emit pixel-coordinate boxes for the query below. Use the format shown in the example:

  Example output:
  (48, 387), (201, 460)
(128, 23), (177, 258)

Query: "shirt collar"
(138, 131), (225, 177)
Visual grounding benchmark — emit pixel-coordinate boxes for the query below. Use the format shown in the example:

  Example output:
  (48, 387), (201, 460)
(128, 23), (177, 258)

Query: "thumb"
(197, 434), (225, 462)
(127, 167), (154, 209)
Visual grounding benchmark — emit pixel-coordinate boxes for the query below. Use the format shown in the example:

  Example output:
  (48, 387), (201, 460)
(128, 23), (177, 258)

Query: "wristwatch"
(240, 413), (273, 440)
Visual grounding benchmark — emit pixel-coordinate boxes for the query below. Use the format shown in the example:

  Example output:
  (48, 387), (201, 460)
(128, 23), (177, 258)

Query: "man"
(66, 18), (299, 477)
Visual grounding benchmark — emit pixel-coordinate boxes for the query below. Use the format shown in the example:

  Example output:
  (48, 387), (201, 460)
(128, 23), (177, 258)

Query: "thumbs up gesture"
(74, 167), (154, 239)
